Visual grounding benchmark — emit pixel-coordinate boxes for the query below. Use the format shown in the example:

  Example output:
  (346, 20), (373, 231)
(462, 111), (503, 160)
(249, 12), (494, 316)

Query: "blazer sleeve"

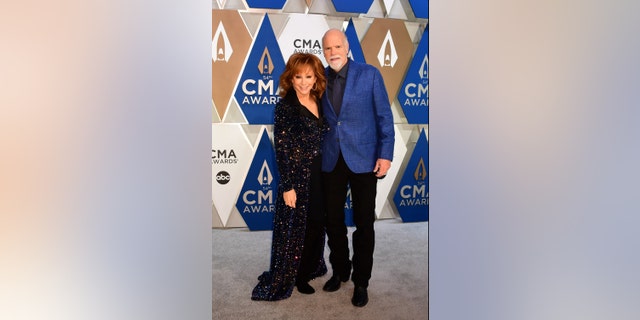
(371, 68), (395, 161)
(273, 101), (295, 192)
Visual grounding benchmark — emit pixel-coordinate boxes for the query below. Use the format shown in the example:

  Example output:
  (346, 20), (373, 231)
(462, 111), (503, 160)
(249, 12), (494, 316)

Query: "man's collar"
(330, 59), (350, 78)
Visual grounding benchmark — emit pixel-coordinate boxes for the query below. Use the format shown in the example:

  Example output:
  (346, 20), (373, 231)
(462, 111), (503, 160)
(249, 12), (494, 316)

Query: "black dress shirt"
(328, 60), (350, 115)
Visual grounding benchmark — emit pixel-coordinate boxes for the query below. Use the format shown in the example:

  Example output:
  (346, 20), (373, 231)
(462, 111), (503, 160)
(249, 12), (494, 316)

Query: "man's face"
(323, 31), (349, 71)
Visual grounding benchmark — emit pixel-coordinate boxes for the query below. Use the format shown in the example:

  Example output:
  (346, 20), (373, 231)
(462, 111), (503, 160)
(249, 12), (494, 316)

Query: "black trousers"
(323, 154), (377, 288)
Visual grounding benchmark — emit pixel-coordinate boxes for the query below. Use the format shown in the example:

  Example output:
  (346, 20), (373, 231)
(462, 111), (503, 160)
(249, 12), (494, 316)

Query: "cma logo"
(241, 160), (275, 213)
(403, 54), (429, 106)
(257, 160), (273, 185)
(212, 149), (238, 164)
(258, 47), (274, 79)
(241, 47), (278, 104)
(294, 39), (321, 49)
(377, 30), (398, 67)
(213, 21), (232, 63)
(293, 39), (322, 54)
(212, 149), (236, 158)
(413, 158), (427, 181)
(398, 158), (428, 205)
(419, 54), (429, 82)
(215, 171), (231, 185)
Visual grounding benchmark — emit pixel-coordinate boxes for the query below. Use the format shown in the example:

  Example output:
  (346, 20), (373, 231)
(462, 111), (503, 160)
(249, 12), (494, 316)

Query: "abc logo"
(216, 171), (231, 185)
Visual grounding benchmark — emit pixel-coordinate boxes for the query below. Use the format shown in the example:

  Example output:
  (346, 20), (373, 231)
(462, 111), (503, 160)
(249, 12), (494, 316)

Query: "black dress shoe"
(322, 275), (348, 292)
(351, 286), (368, 307)
(296, 282), (315, 294)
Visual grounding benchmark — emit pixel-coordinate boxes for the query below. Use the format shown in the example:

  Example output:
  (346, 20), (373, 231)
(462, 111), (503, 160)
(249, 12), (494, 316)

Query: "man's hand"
(373, 159), (391, 178)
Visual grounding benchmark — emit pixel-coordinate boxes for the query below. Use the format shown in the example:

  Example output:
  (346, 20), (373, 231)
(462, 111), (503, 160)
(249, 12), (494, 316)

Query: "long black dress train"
(251, 90), (327, 301)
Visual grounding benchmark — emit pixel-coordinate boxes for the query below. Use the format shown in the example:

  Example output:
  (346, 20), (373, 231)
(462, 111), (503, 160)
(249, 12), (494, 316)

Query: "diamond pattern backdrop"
(212, 0), (428, 228)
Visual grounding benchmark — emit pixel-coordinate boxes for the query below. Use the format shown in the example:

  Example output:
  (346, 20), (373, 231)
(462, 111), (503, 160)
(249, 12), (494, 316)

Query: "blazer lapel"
(341, 62), (359, 114)
(323, 92), (337, 117)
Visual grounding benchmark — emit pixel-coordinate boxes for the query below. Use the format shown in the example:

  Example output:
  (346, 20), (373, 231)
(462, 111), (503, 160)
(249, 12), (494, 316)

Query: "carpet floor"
(213, 219), (428, 320)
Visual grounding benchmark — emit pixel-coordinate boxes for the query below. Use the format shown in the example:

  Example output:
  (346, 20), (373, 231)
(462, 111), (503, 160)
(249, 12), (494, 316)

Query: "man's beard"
(329, 59), (344, 71)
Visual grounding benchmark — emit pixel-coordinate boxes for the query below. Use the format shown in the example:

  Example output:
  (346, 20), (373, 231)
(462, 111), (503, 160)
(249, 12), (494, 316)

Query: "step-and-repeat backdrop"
(212, 0), (428, 230)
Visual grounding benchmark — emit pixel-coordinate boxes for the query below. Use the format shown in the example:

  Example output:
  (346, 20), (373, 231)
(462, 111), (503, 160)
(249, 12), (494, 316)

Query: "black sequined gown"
(251, 90), (328, 301)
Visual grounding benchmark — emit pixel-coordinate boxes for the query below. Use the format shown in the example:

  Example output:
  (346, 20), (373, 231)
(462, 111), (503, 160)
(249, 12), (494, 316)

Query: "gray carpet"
(213, 219), (428, 320)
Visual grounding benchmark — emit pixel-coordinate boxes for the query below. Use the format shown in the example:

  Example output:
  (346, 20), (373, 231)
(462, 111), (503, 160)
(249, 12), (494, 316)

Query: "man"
(320, 28), (395, 307)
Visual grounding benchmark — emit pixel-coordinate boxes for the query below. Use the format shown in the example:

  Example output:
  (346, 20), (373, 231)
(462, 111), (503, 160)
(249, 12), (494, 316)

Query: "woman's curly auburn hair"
(278, 53), (326, 100)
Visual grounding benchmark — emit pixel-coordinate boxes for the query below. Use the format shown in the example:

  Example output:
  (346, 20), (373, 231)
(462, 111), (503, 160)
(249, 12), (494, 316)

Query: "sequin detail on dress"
(251, 91), (328, 301)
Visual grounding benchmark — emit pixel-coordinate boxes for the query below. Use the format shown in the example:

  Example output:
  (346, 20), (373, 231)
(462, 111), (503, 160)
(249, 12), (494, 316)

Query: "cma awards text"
(240, 79), (281, 105)
(397, 184), (429, 206)
(402, 83), (428, 107)
(212, 149), (239, 164)
(242, 189), (276, 213)
(293, 39), (323, 55)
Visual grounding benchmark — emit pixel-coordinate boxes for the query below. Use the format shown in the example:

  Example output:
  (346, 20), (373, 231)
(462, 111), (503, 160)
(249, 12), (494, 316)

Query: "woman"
(251, 53), (328, 301)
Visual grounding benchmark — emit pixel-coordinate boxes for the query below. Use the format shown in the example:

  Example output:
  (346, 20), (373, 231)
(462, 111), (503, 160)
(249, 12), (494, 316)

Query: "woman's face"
(292, 65), (316, 97)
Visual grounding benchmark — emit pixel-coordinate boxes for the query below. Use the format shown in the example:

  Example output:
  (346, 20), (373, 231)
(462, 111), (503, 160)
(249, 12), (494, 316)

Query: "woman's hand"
(283, 189), (296, 208)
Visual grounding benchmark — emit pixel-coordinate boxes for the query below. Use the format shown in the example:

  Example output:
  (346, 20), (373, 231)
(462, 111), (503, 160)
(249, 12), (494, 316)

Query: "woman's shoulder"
(275, 96), (301, 120)
(278, 93), (304, 110)
(275, 93), (290, 106)
(279, 91), (300, 105)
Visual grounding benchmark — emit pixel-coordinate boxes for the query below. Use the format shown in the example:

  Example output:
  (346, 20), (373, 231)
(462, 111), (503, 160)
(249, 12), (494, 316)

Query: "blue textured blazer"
(321, 60), (395, 173)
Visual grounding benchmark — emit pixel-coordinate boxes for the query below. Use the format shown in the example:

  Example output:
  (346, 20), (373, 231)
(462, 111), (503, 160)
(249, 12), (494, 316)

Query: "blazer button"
(337, 121), (341, 125)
